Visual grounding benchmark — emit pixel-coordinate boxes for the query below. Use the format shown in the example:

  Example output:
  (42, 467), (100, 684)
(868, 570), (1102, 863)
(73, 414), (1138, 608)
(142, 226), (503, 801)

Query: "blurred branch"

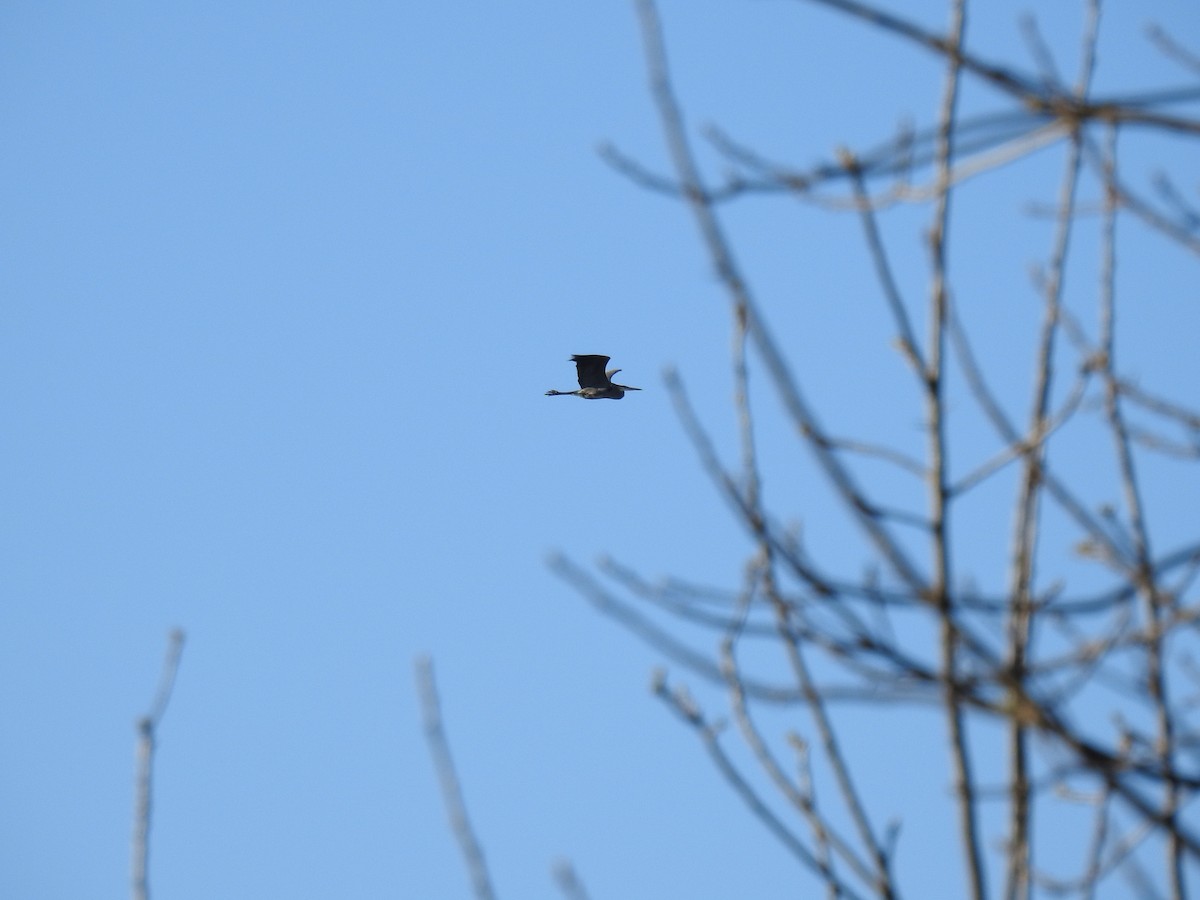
(415, 657), (498, 900)
(552, 860), (592, 900)
(920, 3), (988, 895)
(842, 150), (925, 375)
(132, 629), (186, 900)
(1095, 123), (1185, 898)
(1002, 3), (1100, 890)
(651, 670), (872, 900)
(799, 0), (1200, 133)
(1146, 24), (1200, 77)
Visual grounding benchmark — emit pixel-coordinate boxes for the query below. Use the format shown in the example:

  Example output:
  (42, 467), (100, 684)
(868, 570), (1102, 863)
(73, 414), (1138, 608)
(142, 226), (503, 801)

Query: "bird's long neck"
(546, 389), (579, 396)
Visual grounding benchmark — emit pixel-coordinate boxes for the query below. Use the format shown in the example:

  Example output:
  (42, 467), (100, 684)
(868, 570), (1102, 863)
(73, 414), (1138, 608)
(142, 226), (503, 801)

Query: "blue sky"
(3, 2), (1198, 898)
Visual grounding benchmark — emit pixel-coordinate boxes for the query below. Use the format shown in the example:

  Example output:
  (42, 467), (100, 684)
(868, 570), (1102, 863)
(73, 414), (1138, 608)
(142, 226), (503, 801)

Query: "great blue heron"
(545, 355), (642, 400)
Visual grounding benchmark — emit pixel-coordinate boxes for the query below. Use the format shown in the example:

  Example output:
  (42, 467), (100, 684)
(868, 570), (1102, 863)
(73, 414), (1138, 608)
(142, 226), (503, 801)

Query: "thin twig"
(1146, 24), (1200, 77)
(415, 657), (498, 900)
(132, 629), (186, 900)
(1094, 122), (1184, 899)
(798, 0), (1200, 134)
(722, 635), (872, 892)
(663, 368), (837, 597)
(946, 301), (1130, 569)
(763, 571), (898, 897)
(843, 152), (925, 375)
(921, 2), (987, 896)
(1002, 4), (1097, 892)
(1117, 380), (1200, 431)
(951, 370), (1089, 498)
(551, 552), (810, 704)
(552, 860), (592, 900)
(652, 673), (872, 900)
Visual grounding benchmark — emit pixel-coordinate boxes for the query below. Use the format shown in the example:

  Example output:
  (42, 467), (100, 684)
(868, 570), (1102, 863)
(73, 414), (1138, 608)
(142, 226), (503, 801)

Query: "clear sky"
(3, 2), (1197, 898)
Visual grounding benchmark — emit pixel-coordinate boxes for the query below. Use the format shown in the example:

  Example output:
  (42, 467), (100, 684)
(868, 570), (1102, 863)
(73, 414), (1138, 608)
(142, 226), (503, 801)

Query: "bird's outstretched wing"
(571, 355), (612, 389)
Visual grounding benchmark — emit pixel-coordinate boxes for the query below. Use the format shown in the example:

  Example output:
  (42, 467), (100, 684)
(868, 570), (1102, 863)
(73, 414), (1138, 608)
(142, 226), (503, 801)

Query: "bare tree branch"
(552, 860), (592, 900)
(651, 670), (874, 900)
(415, 657), (498, 900)
(131, 629), (185, 900)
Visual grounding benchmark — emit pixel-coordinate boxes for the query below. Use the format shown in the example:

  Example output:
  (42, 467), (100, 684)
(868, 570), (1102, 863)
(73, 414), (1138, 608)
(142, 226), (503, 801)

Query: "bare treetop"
(552, 1), (1200, 898)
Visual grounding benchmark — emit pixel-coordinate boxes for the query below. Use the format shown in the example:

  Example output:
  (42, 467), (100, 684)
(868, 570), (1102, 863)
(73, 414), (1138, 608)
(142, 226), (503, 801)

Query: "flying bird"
(545, 355), (642, 400)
